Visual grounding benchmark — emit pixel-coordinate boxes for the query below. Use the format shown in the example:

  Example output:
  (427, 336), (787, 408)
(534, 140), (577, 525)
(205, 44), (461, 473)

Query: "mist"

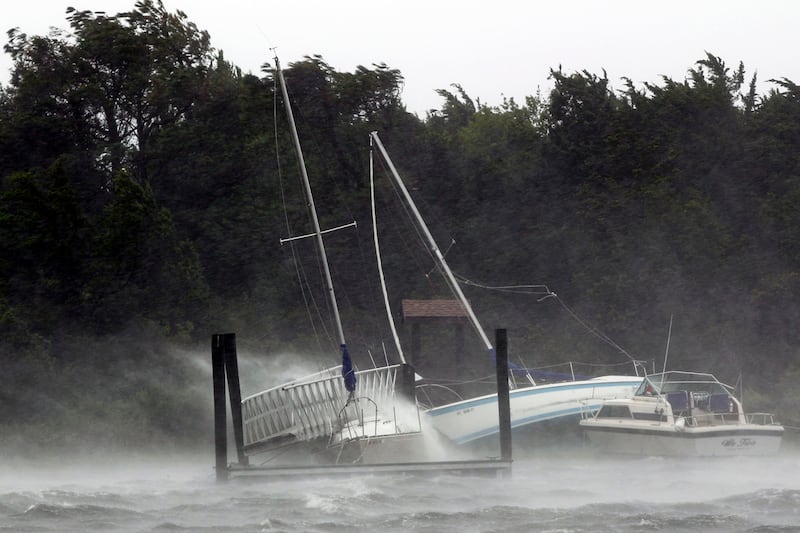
(2, 321), (798, 532)
(0, 323), (346, 462)
(1, 450), (799, 532)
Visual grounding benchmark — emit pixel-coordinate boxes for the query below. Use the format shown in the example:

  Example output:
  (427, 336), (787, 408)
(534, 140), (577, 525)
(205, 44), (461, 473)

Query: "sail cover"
(341, 344), (357, 392)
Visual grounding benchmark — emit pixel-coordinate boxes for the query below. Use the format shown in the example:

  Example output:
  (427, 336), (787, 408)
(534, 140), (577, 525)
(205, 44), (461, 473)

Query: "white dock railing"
(242, 364), (405, 449)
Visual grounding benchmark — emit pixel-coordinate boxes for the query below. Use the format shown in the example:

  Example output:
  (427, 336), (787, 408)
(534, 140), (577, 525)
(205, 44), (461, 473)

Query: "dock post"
(495, 328), (512, 467)
(399, 363), (416, 403)
(211, 334), (229, 482)
(222, 333), (249, 466)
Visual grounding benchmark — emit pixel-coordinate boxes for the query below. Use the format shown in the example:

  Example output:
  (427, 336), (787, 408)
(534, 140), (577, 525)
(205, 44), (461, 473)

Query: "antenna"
(661, 314), (674, 375)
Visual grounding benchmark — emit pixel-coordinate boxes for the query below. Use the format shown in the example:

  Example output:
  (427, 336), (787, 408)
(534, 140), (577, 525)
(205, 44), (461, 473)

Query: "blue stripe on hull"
(427, 379), (640, 417)
(452, 404), (602, 444)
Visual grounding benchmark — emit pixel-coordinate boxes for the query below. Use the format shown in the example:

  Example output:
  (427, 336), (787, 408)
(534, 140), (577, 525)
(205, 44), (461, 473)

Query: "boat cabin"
(581, 370), (784, 456)
(594, 371), (745, 427)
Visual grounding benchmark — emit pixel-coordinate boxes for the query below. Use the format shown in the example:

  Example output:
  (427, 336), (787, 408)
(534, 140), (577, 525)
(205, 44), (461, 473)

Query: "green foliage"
(88, 173), (210, 335)
(0, 161), (89, 336)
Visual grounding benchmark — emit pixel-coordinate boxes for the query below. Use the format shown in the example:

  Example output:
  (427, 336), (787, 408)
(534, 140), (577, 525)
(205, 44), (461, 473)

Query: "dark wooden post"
(453, 323), (464, 381)
(495, 328), (512, 465)
(211, 334), (228, 481)
(222, 333), (249, 466)
(399, 363), (416, 403)
(410, 322), (421, 368)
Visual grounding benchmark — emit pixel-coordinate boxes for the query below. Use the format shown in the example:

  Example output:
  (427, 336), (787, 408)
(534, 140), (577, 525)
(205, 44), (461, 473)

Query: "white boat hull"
(579, 371), (785, 457)
(426, 376), (642, 445)
(581, 423), (785, 456)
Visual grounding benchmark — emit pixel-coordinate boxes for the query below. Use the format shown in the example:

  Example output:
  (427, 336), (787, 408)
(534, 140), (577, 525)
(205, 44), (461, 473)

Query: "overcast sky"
(1, 1), (797, 115)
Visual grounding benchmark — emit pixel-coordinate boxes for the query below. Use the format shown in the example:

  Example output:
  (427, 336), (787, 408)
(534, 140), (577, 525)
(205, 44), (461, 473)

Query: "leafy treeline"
(2, 1), (800, 448)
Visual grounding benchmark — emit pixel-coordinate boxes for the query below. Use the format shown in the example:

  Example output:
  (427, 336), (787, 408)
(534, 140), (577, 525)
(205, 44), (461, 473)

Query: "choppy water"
(1, 451), (799, 532)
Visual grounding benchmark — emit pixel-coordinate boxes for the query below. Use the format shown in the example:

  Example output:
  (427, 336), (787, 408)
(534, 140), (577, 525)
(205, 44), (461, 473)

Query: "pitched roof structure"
(401, 299), (468, 320)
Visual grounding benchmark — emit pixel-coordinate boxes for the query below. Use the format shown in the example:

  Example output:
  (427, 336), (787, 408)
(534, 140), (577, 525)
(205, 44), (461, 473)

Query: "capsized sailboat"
(240, 58), (426, 465)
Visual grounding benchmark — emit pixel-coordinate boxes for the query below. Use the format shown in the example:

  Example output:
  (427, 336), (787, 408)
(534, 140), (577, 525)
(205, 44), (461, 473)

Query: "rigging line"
(553, 296), (638, 363)
(426, 238), (455, 278)
(278, 73), (363, 352)
(298, 251), (336, 348)
(454, 274), (555, 298)
(379, 156), (431, 258)
(273, 69), (333, 353)
(273, 67), (333, 332)
(273, 71), (318, 345)
(374, 153), (443, 292)
(378, 183), (483, 350)
(513, 353), (536, 384)
(373, 151), (482, 350)
(372, 132), (492, 351)
(454, 267), (639, 363)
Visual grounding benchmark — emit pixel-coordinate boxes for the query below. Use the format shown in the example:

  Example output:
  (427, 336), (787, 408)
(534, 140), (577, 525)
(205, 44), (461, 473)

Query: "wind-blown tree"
(0, 161), (88, 342)
(740, 78), (800, 377)
(0, 0), (213, 338)
(625, 56), (774, 373)
(0, 160), (209, 340)
(275, 55), (413, 191)
(527, 57), (771, 370)
(539, 68), (642, 334)
(746, 77), (800, 266)
(86, 172), (209, 336)
(68, 1), (213, 182)
(3, 1), (213, 184)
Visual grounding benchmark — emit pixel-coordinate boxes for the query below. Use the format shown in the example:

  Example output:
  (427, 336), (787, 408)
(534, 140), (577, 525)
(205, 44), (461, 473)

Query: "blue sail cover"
(341, 344), (356, 392)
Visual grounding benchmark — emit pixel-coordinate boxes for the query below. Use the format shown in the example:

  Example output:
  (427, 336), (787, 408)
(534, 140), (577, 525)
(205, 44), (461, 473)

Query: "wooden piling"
(495, 328), (512, 464)
(222, 333), (248, 466)
(400, 363), (416, 403)
(211, 334), (228, 481)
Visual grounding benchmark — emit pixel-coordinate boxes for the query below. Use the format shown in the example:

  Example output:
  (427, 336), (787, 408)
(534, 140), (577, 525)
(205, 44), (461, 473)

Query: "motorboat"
(579, 371), (784, 456)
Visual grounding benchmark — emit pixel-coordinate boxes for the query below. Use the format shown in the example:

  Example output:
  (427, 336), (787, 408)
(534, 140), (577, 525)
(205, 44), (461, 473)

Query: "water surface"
(1, 451), (798, 532)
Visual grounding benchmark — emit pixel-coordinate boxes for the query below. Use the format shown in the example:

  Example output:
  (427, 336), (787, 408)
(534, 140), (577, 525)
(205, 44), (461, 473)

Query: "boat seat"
(666, 391), (689, 413)
(709, 393), (731, 413)
(693, 394), (710, 410)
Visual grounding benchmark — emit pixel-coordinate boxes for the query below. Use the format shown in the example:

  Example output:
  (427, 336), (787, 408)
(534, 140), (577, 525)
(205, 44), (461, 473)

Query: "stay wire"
(374, 155), (500, 351)
(371, 151), (503, 354)
(454, 273), (639, 363)
(273, 69), (332, 354)
(553, 295), (639, 363)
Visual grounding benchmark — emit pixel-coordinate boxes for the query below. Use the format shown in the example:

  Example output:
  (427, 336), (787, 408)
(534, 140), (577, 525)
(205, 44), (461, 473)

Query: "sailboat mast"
(275, 58), (346, 348)
(370, 131), (494, 352)
(370, 135), (407, 364)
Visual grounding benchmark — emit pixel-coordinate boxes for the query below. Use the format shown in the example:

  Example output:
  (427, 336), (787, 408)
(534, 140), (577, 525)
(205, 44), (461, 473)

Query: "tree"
(87, 173), (209, 335)
(3, 1), (214, 185)
(0, 160), (89, 336)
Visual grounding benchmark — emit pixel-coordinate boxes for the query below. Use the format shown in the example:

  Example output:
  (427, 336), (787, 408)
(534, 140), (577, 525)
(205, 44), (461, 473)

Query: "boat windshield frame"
(636, 371), (735, 397)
